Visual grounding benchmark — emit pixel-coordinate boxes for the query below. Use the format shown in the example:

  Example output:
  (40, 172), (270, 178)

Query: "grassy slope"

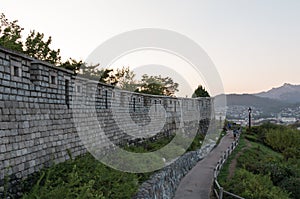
(217, 133), (292, 199)
(20, 133), (207, 199)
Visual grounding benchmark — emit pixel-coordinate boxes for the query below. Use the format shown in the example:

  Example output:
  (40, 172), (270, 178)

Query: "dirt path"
(227, 138), (251, 179)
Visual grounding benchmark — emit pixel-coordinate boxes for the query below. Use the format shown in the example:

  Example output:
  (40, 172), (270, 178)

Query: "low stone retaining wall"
(133, 144), (215, 199)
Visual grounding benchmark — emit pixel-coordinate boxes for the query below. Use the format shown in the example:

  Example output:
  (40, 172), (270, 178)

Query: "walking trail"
(174, 132), (235, 199)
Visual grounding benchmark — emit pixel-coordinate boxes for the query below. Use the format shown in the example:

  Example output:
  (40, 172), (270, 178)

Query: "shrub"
(22, 153), (147, 199)
(226, 169), (290, 199)
(283, 147), (300, 161)
(261, 162), (294, 185)
(278, 177), (300, 199)
(264, 127), (300, 153)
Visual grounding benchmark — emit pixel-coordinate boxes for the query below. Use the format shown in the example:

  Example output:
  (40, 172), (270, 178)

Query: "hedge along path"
(227, 138), (251, 179)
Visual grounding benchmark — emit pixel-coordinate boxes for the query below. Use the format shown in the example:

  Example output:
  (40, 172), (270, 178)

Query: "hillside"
(220, 94), (287, 113)
(218, 124), (300, 199)
(256, 83), (300, 104)
(220, 84), (300, 118)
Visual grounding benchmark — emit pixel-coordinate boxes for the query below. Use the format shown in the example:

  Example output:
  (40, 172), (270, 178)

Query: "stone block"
(13, 143), (19, 150)
(0, 121), (9, 129)
(0, 145), (6, 153)
(3, 74), (10, 80)
(3, 60), (10, 67)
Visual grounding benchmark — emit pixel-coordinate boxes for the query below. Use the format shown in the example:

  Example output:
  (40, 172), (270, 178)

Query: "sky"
(1, 0), (300, 95)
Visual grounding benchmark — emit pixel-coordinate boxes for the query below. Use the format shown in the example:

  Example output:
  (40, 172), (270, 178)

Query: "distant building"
(280, 117), (297, 124)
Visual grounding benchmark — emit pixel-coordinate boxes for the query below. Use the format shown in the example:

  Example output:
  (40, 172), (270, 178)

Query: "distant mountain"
(218, 83), (300, 119)
(224, 94), (286, 113)
(256, 83), (300, 104)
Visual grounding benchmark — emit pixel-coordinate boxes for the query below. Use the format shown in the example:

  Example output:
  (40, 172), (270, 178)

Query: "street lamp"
(248, 107), (252, 129)
(219, 113), (222, 129)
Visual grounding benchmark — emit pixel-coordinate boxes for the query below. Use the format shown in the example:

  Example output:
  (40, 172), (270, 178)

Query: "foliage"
(218, 124), (300, 199)
(60, 58), (84, 73)
(283, 147), (300, 161)
(278, 177), (300, 199)
(186, 133), (205, 151)
(77, 65), (136, 86)
(264, 128), (300, 153)
(124, 132), (205, 154)
(217, 133), (247, 185)
(24, 30), (61, 65)
(0, 13), (23, 52)
(249, 123), (300, 160)
(236, 143), (282, 172)
(225, 168), (290, 199)
(23, 133), (207, 198)
(261, 162), (295, 185)
(136, 74), (179, 96)
(124, 135), (174, 153)
(22, 153), (149, 199)
(0, 13), (62, 65)
(79, 64), (109, 82)
(192, 85), (210, 98)
(1, 13), (181, 95)
(116, 67), (140, 92)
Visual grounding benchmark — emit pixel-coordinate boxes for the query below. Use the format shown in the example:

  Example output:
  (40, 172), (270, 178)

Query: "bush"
(283, 147), (300, 161)
(22, 133), (204, 198)
(278, 177), (300, 199)
(22, 153), (149, 199)
(264, 126), (300, 153)
(262, 162), (294, 185)
(226, 169), (290, 199)
(220, 124), (300, 199)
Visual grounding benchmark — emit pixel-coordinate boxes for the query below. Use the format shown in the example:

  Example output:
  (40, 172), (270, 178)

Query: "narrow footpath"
(174, 132), (235, 199)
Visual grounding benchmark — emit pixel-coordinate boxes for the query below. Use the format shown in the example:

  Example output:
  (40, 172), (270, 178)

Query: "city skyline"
(2, 0), (300, 95)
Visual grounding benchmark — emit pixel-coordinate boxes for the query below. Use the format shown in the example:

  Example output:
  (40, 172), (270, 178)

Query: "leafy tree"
(107, 66), (131, 86)
(60, 58), (84, 73)
(77, 64), (124, 86)
(0, 13), (23, 52)
(79, 64), (108, 82)
(136, 74), (178, 96)
(116, 67), (140, 91)
(192, 85), (210, 97)
(138, 81), (164, 95)
(24, 30), (61, 65)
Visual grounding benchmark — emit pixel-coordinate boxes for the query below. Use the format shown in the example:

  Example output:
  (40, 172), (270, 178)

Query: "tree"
(24, 30), (61, 65)
(78, 63), (107, 81)
(76, 64), (123, 86)
(0, 13), (23, 52)
(136, 74), (179, 96)
(192, 85), (210, 98)
(116, 67), (140, 91)
(0, 13), (62, 65)
(60, 58), (84, 73)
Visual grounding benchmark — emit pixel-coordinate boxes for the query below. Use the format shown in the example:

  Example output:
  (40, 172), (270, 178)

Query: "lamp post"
(219, 113), (222, 129)
(248, 107), (252, 129)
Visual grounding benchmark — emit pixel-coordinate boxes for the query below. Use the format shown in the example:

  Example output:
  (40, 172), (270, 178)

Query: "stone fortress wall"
(0, 46), (212, 192)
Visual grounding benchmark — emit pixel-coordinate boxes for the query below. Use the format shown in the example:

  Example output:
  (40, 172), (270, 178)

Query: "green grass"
(218, 132), (247, 185)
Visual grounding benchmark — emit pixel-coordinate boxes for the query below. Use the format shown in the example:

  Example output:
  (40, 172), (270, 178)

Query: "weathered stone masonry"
(0, 46), (212, 194)
(0, 47), (84, 183)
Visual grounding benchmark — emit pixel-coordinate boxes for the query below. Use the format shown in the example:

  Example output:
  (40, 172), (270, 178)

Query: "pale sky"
(1, 0), (300, 95)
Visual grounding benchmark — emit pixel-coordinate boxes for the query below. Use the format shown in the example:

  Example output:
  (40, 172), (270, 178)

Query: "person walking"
(233, 129), (237, 140)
